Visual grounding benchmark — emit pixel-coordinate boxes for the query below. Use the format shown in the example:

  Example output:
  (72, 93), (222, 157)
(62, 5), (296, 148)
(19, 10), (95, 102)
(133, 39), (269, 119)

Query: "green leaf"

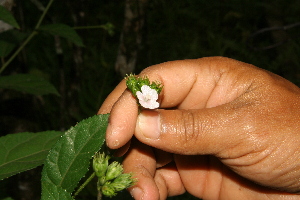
(0, 74), (60, 96)
(0, 131), (64, 180)
(41, 185), (72, 200)
(0, 39), (15, 57)
(39, 24), (84, 47)
(0, 30), (28, 57)
(1, 197), (14, 200)
(41, 114), (109, 199)
(0, 5), (20, 29)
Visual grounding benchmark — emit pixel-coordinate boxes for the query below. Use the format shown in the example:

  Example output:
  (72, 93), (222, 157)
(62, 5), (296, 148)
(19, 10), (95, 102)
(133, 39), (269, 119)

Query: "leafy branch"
(0, 0), (54, 74)
(0, 0), (84, 75)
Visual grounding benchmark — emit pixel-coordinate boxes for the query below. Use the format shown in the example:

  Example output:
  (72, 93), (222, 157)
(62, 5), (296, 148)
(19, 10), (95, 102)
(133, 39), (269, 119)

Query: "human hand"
(98, 57), (300, 199)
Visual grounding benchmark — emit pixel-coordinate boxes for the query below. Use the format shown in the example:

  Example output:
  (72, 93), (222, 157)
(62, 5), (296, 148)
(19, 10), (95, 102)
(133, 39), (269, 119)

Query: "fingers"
(153, 162), (186, 199)
(98, 78), (140, 148)
(123, 139), (185, 200)
(105, 90), (139, 148)
(101, 56), (300, 198)
(174, 155), (300, 200)
(134, 103), (257, 157)
(103, 57), (258, 149)
(138, 57), (258, 109)
(134, 85), (300, 192)
(98, 80), (138, 148)
(174, 155), (224, 199)
(125, 143), (300, 200)
(122, 139), (159, 200)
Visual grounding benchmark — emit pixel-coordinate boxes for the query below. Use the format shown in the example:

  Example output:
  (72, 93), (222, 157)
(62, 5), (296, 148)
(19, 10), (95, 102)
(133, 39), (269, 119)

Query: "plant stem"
(73, 172), (96, 197)
(34, 0), (54, 29)
(97, 189), (102, 200)
(0, 0), (54, 75)
(0, 31), (38, 74)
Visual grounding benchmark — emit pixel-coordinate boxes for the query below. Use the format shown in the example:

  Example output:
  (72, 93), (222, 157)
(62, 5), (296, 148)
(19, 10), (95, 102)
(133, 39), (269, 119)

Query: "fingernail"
(137, 110), (160, 139)
(130, 187), (144, 200)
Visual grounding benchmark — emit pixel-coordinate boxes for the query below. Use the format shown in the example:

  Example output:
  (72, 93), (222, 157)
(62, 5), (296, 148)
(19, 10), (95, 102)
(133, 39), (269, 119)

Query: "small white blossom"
(136, 85), (159, 109)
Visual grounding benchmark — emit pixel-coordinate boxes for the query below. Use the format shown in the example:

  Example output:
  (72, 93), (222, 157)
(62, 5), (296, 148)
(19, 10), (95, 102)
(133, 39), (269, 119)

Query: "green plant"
(0, 0), (81, 95)
(0, 1), (129, 199)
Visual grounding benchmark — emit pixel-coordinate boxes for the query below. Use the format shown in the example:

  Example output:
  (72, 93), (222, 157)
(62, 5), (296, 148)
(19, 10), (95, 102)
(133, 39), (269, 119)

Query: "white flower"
(136, 85), (159, 109)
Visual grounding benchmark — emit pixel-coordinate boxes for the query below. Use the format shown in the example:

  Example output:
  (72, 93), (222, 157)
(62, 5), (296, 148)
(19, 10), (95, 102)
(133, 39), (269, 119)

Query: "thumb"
(135, 107), (252, 157)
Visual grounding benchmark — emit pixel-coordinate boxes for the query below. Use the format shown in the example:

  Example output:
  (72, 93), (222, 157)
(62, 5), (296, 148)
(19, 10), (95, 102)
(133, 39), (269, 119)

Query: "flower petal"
(136, 85), (159, 109)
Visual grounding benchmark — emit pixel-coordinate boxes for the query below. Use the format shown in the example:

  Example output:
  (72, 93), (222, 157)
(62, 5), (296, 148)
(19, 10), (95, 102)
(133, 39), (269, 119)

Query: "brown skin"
(98, 57), (300, 200)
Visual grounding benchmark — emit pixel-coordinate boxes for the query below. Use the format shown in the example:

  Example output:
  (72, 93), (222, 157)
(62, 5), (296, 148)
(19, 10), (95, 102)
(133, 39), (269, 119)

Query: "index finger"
(97, 79), (138, 148)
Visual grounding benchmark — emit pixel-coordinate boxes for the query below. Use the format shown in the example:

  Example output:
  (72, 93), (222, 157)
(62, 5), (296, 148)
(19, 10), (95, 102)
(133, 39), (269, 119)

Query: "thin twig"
(34, 0), (54, 29)
(0, 0), (54, 74)
(0, 31), (38, 74)
(247, 21), (300, 51)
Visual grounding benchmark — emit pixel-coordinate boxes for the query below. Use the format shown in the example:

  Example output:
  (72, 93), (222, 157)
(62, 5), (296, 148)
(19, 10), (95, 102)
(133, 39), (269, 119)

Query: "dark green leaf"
(0, 74), (60, 96)
(0, 131), (64, 180)
(1, 197), (14, 200)
(0, 5), (20, 29)
(39, 24), (84, 47)
(41, 114), (109, 199)
(0, 40), (15, 57)
(40, 184), (72, 200)
(0, 30), (28, 57)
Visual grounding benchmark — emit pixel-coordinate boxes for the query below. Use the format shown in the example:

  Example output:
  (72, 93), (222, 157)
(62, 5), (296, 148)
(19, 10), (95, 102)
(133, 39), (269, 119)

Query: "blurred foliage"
(0, 0), (299, 199)
(137, 0), (300, 84)
(0, 0), (123, 134)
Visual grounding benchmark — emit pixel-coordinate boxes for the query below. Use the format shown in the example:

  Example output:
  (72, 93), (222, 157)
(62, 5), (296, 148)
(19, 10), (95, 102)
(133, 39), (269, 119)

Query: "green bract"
(105, 161), (123, 181)
(101, 182), (117, 197)
(125, 73), (163, 97)
(93, 152), (110, 177)
(111, 173), (136, 191)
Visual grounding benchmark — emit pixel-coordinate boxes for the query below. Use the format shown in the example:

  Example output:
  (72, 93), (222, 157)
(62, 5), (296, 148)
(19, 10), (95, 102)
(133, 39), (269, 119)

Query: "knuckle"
(177, 111), (205, 153)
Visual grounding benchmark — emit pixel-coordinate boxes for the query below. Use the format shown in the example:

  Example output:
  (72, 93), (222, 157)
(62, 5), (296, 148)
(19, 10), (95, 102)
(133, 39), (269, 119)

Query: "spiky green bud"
(125, 74), (163, 97)
(101, 182), (117, 197)
(105, 161), (123, 181)
(111, 173), (136, 191)
(93, 152), (110, 178)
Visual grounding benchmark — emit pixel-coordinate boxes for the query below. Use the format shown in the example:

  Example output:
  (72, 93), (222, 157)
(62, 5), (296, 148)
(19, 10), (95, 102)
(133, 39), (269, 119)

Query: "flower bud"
(111, 173), (136, 191)
(93, 152), (110, 178)
(101, 182), (117, 197)
(105, 161), (123, 181)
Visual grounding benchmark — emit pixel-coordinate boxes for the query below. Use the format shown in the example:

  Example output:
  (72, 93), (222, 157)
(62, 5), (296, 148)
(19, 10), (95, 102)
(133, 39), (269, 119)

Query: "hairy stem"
(73, 172), (96, 197)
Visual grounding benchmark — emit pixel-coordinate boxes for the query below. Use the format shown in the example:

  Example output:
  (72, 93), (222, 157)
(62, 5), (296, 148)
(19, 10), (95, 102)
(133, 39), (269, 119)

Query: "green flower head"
(111, 173), (136, 191)
(93, 152), (110, 178)
(92, 152), (137, 198)
(101, 182), (117, 198)
(125, 74), (163, 109)
(105, 161), (123, 181)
